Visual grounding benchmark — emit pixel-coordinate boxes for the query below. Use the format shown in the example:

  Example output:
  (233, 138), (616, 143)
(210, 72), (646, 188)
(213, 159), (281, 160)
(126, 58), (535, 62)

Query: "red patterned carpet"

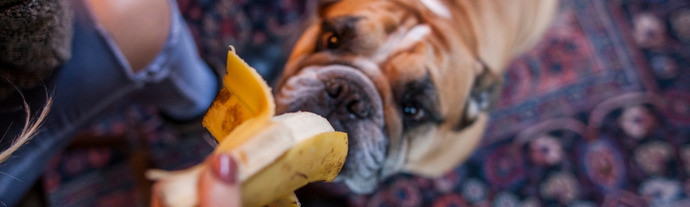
(41, 0), (690, 206)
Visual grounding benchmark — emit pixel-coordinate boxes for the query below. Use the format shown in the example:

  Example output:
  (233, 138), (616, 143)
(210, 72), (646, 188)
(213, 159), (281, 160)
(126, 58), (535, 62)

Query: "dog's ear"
(456, 59), (502, 131)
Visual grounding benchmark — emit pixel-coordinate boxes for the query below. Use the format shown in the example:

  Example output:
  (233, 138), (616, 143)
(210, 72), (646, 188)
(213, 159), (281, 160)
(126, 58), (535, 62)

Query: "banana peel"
(148, 47), (348, 207)
(202, 46), (274, 144)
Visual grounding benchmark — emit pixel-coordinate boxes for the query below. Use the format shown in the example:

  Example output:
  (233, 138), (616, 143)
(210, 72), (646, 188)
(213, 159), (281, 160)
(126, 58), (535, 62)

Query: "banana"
(148, 47), (348, 207)
(202, 46), (275, 144)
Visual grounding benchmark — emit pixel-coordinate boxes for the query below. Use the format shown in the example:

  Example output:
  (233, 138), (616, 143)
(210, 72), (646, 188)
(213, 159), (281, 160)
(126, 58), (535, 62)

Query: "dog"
(274, 0), (557, 193)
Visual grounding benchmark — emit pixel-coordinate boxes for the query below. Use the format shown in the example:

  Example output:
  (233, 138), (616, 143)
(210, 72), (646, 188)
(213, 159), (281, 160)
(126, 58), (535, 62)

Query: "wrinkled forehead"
(318, 1), (457, 68)
(318, 0), (416, 55)
(315, 0), (477, 116)
(320, 1), (476, 108)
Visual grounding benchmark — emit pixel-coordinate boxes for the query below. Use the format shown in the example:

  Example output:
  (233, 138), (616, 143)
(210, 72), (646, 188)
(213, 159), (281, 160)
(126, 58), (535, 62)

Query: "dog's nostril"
(323, 77), (372, 118)
(326, 80), (344, 97)
(347, 94), (370, 118)
(349, 102), (370, 118)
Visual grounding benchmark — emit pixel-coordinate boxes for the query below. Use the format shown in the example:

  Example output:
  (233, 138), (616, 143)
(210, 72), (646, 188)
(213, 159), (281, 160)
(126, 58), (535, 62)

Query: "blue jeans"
(0, 0), (218, 205)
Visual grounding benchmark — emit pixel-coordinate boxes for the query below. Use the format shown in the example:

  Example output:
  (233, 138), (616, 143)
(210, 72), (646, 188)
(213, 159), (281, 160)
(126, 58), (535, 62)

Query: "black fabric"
(0, 0), (73, 100)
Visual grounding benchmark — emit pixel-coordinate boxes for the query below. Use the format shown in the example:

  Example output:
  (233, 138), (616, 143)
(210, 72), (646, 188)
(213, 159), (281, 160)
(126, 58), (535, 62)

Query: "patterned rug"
(41, 0), (690, 206)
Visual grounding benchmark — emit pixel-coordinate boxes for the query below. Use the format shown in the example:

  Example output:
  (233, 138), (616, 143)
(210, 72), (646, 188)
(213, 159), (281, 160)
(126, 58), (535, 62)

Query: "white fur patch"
(397, 25), (431, 50)
(419, 0), (451, 18)
(373, 24), (431, 63)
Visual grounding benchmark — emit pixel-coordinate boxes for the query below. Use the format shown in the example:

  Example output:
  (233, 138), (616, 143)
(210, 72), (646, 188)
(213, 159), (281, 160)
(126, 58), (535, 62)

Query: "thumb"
(198, 153), (242, 207)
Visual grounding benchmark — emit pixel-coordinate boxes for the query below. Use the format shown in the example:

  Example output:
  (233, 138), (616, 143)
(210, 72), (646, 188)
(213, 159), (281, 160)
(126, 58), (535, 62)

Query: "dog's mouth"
(275, 65), (388, 193)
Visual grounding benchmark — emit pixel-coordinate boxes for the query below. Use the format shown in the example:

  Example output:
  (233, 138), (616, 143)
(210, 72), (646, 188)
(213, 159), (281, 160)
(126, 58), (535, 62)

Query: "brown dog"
(274, 0), (557, 193)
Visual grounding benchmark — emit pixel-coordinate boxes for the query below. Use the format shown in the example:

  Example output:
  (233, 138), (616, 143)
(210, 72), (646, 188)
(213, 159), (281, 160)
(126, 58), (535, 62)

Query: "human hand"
(152, 153), (240, 207)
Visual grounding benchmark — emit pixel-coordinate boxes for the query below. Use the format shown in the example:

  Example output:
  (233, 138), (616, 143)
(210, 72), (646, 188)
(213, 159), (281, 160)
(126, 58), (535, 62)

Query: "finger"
(150, 182), (164, 207)
(198, 153), (241, 207)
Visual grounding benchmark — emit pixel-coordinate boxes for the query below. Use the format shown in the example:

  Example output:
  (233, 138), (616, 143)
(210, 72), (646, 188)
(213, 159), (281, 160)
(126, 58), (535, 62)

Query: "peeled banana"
(148, 46), (348, 207)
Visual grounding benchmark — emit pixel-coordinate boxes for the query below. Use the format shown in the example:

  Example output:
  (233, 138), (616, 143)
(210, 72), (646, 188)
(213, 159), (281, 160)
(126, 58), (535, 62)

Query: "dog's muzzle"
(276, 65), (388, 193)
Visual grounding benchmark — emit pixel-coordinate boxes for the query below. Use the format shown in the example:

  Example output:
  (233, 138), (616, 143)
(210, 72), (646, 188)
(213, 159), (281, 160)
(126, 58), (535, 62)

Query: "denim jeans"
(0, 0), (218, 205)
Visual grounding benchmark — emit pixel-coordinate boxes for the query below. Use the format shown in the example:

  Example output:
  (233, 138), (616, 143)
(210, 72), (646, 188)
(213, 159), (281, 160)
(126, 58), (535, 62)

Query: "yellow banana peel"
(148, 46), (348, 207)
(202, 46), (274, 144)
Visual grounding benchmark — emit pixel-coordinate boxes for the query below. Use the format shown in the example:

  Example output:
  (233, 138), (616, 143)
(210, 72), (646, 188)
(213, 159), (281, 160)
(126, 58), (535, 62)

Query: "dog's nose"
(326, 79), (371, 118)
(275, 65), (383, 123)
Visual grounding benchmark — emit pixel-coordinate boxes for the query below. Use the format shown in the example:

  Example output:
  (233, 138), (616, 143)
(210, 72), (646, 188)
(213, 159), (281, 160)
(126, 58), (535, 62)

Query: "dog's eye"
(321, 31), (340, 49)
(402, 103), (427, 123)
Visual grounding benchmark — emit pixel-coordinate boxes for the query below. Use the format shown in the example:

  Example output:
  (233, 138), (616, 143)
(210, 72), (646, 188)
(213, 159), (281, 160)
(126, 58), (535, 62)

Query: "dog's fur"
(275, 0), (557, 193)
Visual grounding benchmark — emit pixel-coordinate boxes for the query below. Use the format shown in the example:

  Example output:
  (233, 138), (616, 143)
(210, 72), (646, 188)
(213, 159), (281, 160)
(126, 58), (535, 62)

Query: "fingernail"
(210, 153), (237, 184)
